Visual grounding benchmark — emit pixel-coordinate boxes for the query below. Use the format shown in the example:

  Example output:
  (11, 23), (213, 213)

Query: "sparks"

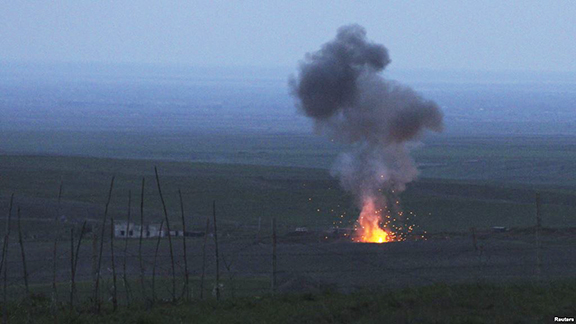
(353, 197), (392, 243)
(351, 195), (420, 243)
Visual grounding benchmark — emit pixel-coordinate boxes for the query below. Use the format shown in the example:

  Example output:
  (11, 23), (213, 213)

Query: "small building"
(114, 222), (204, 238)
(114, 222), (163, 238)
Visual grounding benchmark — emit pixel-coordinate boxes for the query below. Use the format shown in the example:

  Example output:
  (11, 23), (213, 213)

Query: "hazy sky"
(1, 1), (575, 72)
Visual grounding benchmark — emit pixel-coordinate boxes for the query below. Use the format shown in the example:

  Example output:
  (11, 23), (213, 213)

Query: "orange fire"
(354, 197), (393, 243)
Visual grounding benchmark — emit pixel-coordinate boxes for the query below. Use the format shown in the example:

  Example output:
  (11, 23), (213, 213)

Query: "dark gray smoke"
(291, 24), (443, 205)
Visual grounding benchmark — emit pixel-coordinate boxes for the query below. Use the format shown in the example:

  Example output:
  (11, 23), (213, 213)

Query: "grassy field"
(2, 131), (576, 187)
(1, 135), (575, 322)
(1, 150), (575, 236)
(4, 280), (575, 323)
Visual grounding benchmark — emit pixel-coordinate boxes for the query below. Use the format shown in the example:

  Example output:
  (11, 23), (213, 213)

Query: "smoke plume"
(291, 25), (443, 236)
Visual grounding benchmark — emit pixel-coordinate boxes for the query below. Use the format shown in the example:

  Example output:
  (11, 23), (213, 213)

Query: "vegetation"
(1, 134), (575, 322)
(4, 280), (575, 323)
(1, 147), (575, 237)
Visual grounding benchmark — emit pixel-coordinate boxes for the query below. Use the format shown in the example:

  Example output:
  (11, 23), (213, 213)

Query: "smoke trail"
(290, 24), (443, 241)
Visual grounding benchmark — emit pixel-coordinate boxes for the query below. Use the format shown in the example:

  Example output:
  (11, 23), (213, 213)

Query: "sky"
(1, 1), (576, 72)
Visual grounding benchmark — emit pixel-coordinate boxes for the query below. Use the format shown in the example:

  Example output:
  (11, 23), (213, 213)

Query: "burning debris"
(290, 24), (443, 243)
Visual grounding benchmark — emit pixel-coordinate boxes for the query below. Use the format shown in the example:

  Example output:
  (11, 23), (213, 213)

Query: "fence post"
(91, 230), (98, 284)
(2, 194), (13, 324)
(152, 220), (165, 303)
(200, 215), (210, 300)
(139, 178), (146, 300)
(52, 182), (63, 315)
(178, 189), (190, 301)
(71, 221), (86, 311)
(123, 190), (132, 305)
(0, 194), (14, 276)
(2, 234), (9, 324)
(257, 216), (262, 240)
(213, 201), (220, 301)
(535, 193), (542, 281)
(271, 218), (277, 295)
(110, 197), (118, 312)
(69, 228), (75, 311)
(17, 207), (29, 297)
(154, 167), (176, 303)
(470, 227), (478, 251)
(94, 176), (115, 313)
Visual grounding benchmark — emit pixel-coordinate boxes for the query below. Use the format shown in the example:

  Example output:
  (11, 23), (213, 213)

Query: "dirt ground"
(3, 228), (572, 299)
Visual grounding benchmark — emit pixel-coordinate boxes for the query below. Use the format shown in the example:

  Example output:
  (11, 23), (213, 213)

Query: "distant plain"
(1, 64), (575, 236)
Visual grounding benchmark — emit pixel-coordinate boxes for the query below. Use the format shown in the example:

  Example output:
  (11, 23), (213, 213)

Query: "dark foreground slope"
(6, 281), (576, 324)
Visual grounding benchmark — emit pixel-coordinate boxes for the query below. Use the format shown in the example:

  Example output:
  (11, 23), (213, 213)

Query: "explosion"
(354, 197), (391, 243)
(290, 25), (443, 243)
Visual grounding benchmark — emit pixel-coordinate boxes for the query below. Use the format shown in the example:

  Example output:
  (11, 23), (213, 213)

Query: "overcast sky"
(1, 1), (575, 72)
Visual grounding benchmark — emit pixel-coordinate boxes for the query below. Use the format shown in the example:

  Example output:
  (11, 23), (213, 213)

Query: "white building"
(114, 222), (164, 238)
(115, 222), (205, 238)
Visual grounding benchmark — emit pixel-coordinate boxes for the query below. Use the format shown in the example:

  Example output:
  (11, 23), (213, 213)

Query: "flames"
(352, 195), (421, 243)
(321, 191), (422, 244)
(353, 197), (394, 243)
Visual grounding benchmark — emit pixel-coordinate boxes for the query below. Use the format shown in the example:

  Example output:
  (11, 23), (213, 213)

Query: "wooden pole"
(213, 201), (220, 301)
(200, 215), (210, 300)
(138, 178), (146, 299)
(91, 230), (98, 286)
(178, 189), (190, 301)
(271, 218), (277, 295)
(110, 194), (118, 312)
(222, 256), (236, 298)
(52, 182), (63, 313)
(94, 176), (115, 313)
(17, 206), (29, 297)
(69, 228), (75, 311)
(470, 227), (478, 251)
(71, 221), (86, 310)
(51, 238), (58, 315)
(2, 194), (13, 324)
(0, 194), (14, 273)
(73, 221), (86, 272)
(122, 190), (132, 305)
(0, 194), (14, 278)
(535, 193), (542, 281)
(154, 167), (177, 303)
(152, 220), (164, 303)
